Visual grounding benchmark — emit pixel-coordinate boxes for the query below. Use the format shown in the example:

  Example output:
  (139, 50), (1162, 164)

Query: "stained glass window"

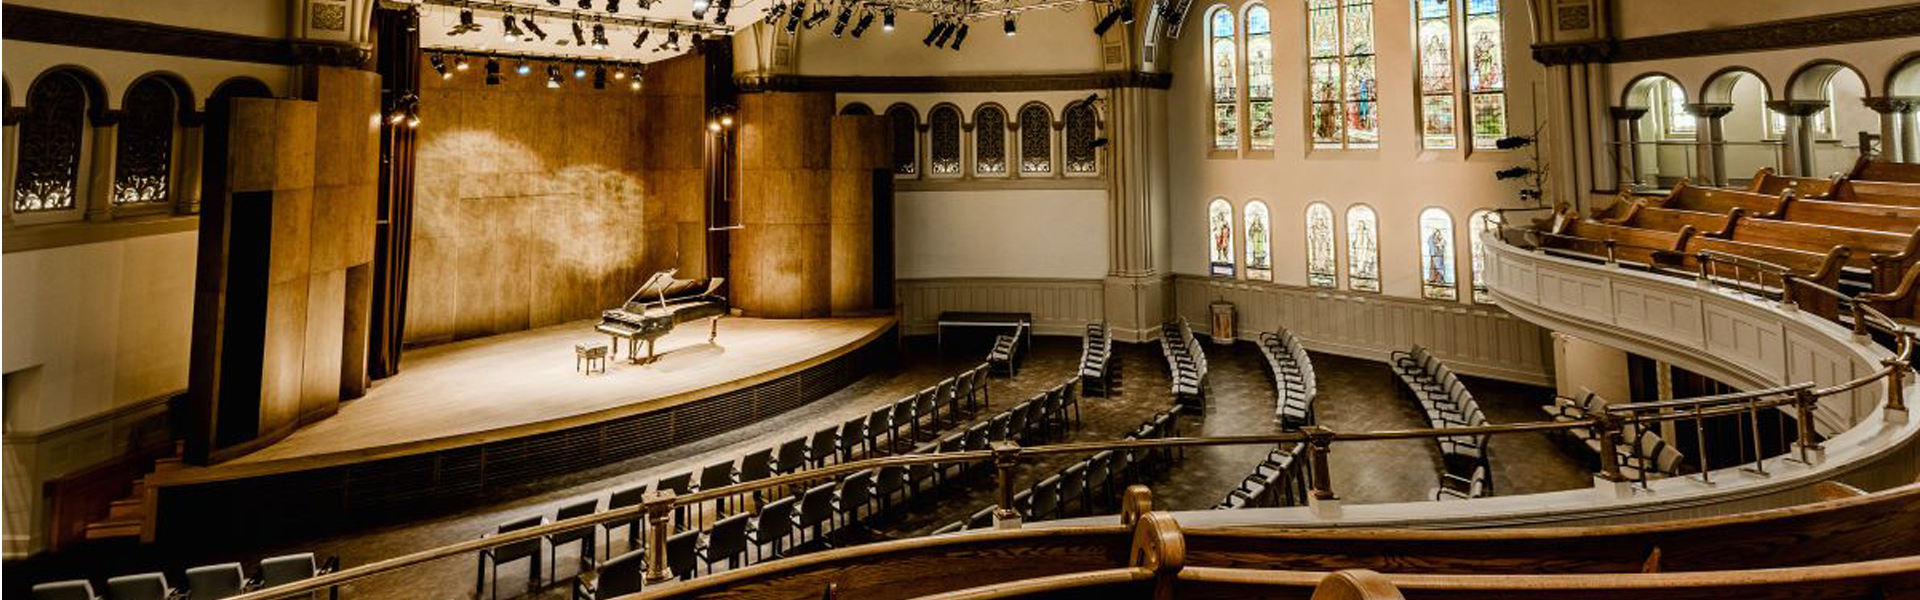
(114, 78), (177, 205)
(1019, 103), (1053, 174)
(1064, 101), (1098, 174)
(14, 71), (89, 213)
(1346, 204), (1380, 292)
(1468, 209), (1499, 303)
(1465, 0), (1506, 149)
(1308, 0), (1376, 149)
(975, 104), (1008, 176)
(1306, 202), (1338, 288)
(1419, 208), (1457, 301)
(886, 104), (918, 176)
(1209, 199), (1236, 277)
(1661, 79), (1694, 139)
(929, 105), (962, 176)
(1245, 5), (1273, 150)
(1244, 200), (1272, 281)
(1416, 0), (1455, 149)
(1210, 7), (1239, 151)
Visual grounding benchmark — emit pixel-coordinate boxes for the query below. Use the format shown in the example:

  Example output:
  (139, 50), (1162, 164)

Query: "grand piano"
(595, 269), (728, 364)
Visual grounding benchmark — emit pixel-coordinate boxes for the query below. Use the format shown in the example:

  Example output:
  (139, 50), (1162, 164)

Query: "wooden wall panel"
(830, 115), (887, 314)
(896, 278), (1107, 336)
(734, 92), (835, 317)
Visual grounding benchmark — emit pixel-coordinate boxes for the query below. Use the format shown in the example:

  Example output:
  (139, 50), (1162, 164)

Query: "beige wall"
(1611, 0), (1909, 39)
(1552, 332), (1632, 403)
(6, 0), (289, 39)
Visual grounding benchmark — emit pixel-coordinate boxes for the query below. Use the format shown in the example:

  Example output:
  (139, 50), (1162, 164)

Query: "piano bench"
(576, 344), (610, 374)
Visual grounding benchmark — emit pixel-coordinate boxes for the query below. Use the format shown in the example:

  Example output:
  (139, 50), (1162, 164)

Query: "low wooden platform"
(148, 316), (897, 541)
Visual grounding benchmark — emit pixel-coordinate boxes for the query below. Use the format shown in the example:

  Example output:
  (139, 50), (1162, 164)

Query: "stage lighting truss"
(783, 0), (1122, 47)
(408, 0), (725, 59)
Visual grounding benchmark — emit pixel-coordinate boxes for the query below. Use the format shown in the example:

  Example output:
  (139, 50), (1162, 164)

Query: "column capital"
(1767, 100), (1829, 117)
(1608, 106), (1648, 121)
(1862, 96), (1920, 114)
(1684, 103), (1735, 119)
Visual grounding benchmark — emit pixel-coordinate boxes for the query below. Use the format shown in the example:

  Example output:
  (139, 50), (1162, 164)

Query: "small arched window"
(928, 104), (962, 176)
(1208, 199), (1236, 277)
(974, 104), (1008, 176)
(1208, 6), (1238, 151)
(1244, 200), (1272, 281)
(1306, 202), (1338, 288)
(885, 104), (919, 176)
(1064, 101), (1098, 174)
(114, 77), (181, 205)
(1019, 103), (1053, 175)
(840, 102), (874, 116)
(1468, 209), (1499, 303)
(13, 70), (92, 213)
(1346, 205), (1380, 292)
(1245, 5), (1273, 150)
(1419, 207), (1457, 301)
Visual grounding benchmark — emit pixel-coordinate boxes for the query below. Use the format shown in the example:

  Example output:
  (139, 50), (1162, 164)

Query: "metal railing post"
(1850, 298), (1870, 339)
(1592, 413), (1626, 483)
(1604, 239), (1618, 266)
(1779, 273), (1799, 310)
(1301, 426), (1337, 502)
(1695, 252), (1712, 287)
(1793, 388), (1821, 464)
(992, 441), (1024, 529)
(643, 491), (676, 583)
(1885, 356), (1908, 414)
(1743, 396), (1769, 477)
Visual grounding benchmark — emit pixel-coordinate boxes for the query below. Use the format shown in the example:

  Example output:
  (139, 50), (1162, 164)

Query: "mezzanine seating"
(1078, 322), (1116, 396)
(39, 552), (347, 600)
(1214, 444), (1307, 509)
(988, 323), (1029, 377)
(1159, 318), (1208, 412)
(1544, 391), (1686, 483)
(1257, 328), (1316, 429)
(1390, 345), (1493, 497)
(935, 407), (1182, 532)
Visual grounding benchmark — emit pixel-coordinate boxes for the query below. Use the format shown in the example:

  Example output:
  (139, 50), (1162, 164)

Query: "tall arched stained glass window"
(1346, 205), (1379, 292)
(1019, 103), (1053, 175)
(1419, 208), (1457, 301)
(1208, 199), (1235, 277)
(14, 71), (90, 213)
(1465, 0), (1507, 149)
(1306, 202), (1337, 288)
(928, 104), (962, 176)
(1064, 101), (1098, 174)
(885, 104), (919, 176)
(114, 77), (179, 205)
(1468, 209), (1499, 303)
(1245, 5), (1273, 150)
(1244, 200), (1272, 281)
(1209, 7), (1238, 151)
(974, 104), (1008, 176)
(1415, 0), (1456, 149)
(1308, 0), (1377, 149)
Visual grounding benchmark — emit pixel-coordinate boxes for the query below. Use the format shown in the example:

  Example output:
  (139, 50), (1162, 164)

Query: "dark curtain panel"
(369, 6), (421, 379)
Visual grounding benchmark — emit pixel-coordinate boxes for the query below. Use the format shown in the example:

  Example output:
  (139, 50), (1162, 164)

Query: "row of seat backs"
(1257, 329), (1317, 416)
(955, 408), (1181, 531)
(1160, 318), (1209, 388)
(1215, 444), (1306, 509)
(1544, 389), (1686, 478)
(34, 553), (330, 600)
(1079, 322), (1113, 376)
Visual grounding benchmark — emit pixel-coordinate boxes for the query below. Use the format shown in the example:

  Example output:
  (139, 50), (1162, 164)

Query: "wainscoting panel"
(1172, 276), (1553, 386)
(895, 278), (1107, 337)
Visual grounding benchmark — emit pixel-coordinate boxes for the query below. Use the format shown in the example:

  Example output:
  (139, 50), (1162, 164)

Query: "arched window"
(1064, 101), (1098, 174)
(1245, 5), (1273, 150)
(114, 77), (181, 205)
(1208, 7), (1238, 151)
(1019, 103), (1053, 175)
(1244, 200), (1272, 281)
(1306, 202), (1337, 288)
(1468, 209), (1499, 303)
(928, 104), (962, 176)
(1660, 79), (1694, 139)
(1346, 205), (1379, 292)
(974, 104), (1008, 176)
(1768, 80), (1835, 139)
(1464, 0), (1507, 149)
(1415, 0), (1456, 149)
(1208, 199), (1236, 277)
(13, 70), (92, 213)
(1308, 0), (1377, 149)
(885, 104), (919, 177)
(840, 102), (874, 115)
(1419, 207), (1457, 300)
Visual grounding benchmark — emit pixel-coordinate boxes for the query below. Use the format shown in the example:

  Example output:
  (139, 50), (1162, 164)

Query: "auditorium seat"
(837, 417), (865, 463)
(796, 483), (837, 546)
(892, 396), (918, 449)
(657, 472), (695, 527)
(836, 471), (876, 531)
(105, 574), (176, 600)
(875, 464), (908, 514)
(738, 449), (774, 503)
(257, 552), (339, 600)
(476, 515), (545, 600)
(807, 428), (837, 469)
(547, 498), (601, 575)
(183, 563), (250, 600)
(703, 513), (750, 572)
(864, 405), (893, 455)
(969, 365), (991, 410)
(749, 497), (795, 561)
(1059, 462), (1087, 515)
(774, 437), (808, 477)
(664, 529), (700, 580)
(571, 549), (643, 600)
(605, 483), (649, 552)
(30, 580), (98, 600)
(930, 521), (963, 535)
(915, 387), (940, 436)
(966, 507), (994, 530)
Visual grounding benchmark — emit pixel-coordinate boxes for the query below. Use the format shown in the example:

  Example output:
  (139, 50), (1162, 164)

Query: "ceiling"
(410, 0), (760, 64)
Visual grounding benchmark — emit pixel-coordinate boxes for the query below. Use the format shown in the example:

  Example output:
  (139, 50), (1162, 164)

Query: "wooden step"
(83, 519), (142, 540)
(151, 456), (185, 473)
(107, 498), (143, 520)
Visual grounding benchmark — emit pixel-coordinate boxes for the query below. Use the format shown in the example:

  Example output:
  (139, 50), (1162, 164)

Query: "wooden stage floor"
(163, 316), (895, 483)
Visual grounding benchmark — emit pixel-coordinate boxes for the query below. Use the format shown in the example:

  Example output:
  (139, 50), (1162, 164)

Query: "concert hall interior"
(6, 1), (1920, 599)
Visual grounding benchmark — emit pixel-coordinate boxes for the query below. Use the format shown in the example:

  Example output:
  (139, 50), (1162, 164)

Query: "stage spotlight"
(831, 5), (851, 37)
(805, 5), (830, 28)
(485, 57), (502, 84)
(1004, 13), (1016, 35)
(765, 2), (787, 22)
(883, 6), (895, 31)
(667, 30), (681, 47)
(714, 0), (732, 25)
(786, 0), (805, 32)
(546, 0), (560, 5)
(629, 68), (644, 90)
(429, 53), (450, 78)
(1118, 1), (1134, 24)
(593, 66), (607, 89)
(633, 28), (650, 48)
(503, 15), (524, 41)
(1093, 5), (1122, 35)
(592, 23), (609, 48)
(693, 33), (704, 44)
(407, 112), (421, 128)
(606, 0), (621, 12)
(547, 65), (563, 88)
(450, 7), (482, 35)
(693, 0), (710, 19)
(934, 20), (955, 46)
(517, 59), (532, 75)
(579, 0), (593, 8)
(388, 108), (406, 125)
(522, 17), (548, 40)
(950, 22), (968, 49)
(922, 19), (940, 44)
(572, 20), (588, 46)
(850, 9), (874, 36)
(455, 55), (470, 71)
(574, 63), (588, 79)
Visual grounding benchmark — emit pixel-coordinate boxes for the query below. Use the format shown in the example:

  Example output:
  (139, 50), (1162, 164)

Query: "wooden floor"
(163, 316), (895, 483)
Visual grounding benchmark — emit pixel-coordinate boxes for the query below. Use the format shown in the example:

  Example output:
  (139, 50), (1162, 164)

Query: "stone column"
(1609, 107), (1648, 190)
(84, 112), (120, 222)
(1864, 96), (1920, 164)
(1768, 100), (1828, 177)
(1686, 103), (1735, 187)
(1103, 85), (1171, 343)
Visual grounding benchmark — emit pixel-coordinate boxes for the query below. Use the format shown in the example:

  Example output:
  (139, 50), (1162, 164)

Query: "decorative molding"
(896, 277), (1107, 337)
(3, 215), (200, 253)
(736, 71), (1174, 94)
(896, 177), (1105, 192)
(1531, 3), (1920, 65)
(1172, 275), (1554, 386)
(1, 5), (367, 67)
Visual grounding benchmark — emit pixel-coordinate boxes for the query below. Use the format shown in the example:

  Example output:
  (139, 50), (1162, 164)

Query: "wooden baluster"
(1130, 513), (1187, 600)
(1604, 239), (1618, 266)
(1592, 413), (1626, 484)
(1794, 388), (1821, 464)
(1850, 298), (1870, 338)
(1745, 396), (1768, 477)
(1302, 426), (1337, 503)
(992, 441), (1023, 529)
(644, 491), (676, 583)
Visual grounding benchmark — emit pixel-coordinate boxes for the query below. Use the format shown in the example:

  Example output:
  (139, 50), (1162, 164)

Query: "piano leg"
(709, 316), (720, 343)
(645, 339), (659, 365)
(608, 334), (621, 360)
(628, 337), (643, 364)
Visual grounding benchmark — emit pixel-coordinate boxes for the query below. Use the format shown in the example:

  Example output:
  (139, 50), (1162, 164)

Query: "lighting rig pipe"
(407, 0), (731, 34)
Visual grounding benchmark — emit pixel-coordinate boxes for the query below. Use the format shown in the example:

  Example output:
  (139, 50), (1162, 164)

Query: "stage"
(148, 315), (896, 538)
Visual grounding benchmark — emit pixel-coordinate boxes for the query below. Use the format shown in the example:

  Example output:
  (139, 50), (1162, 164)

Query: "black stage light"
(629, 69), (644, 90)
(572, 20), (588, 45)
(1118, 1), (1134, 24)
(547, 65), (563, 88)
(786, 0), (806, 32)
(805, 5), (831, 28)
(503, 14), (524, 41)
(429, 53), (450, 78)
(922, 19), (941, 45)
(1093, 5), (1122, 36)
(455, 55), (470, 71)
(523, 17), (548, 39)
(693, 33), (704, 44)
(547, 0), (561, 5)
(574, 63), (589, 78)
(593, 66), (608, 89)
(883, 7), (895, 30)
(485, 58), (502, 85)
(831, 5), (851, 37)
(950, 22), (968, 49)
(592, 23), (609, 48)
(714, 0), (732, 25)
(634, 28), (651, 48)
(1004, 13), (1016, 35)
(1089, 137), (1109, 148)
(933, 20), (954, 46)
(579, 0), (593, 8)
(851, 9), (875, 36)
(766, 1), (788, 22)
(607, 0), (621, 12)
(517, 59), (532, 75)
(450, 7), (482, 35)
(693, 0), (710, 20)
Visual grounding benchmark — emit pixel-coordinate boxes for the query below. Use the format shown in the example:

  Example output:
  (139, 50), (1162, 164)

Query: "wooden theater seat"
(1849, 157), (1920, 184)
(1718, 215), (1920, 290)
(1748, 167), (1838, 199)
(1543, 209), (1694, 265)
(1828, 179), (1920, 207)
(1603, 202), (1736, 237)
(1641, 179), (1786, 216)
(1774, 193), (1920, 234)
